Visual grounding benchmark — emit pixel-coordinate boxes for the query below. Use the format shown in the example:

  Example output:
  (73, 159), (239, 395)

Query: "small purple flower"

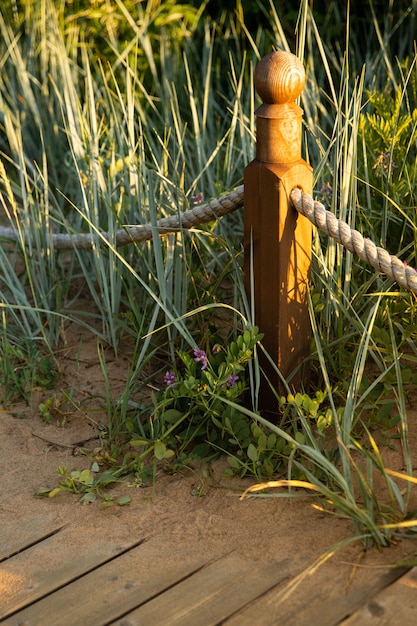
(193, 348), (208, 371)
(373, 153), (397, 176)
(320, 182), (333, 200)
(226, 374), (239, 389)
(164, 371), (177, 387)
(191, 192), (204, 205)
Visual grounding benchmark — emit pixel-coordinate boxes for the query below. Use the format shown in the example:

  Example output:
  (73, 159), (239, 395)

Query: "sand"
(1, 314), (417, 617)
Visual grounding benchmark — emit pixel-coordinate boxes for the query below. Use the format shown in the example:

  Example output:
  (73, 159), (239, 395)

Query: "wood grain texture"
(109, 555), (291, 626)
(244, 51), (312, 417)
(0, 515), (64, 562)
(341, 566), (417, 625)
(244, 160), (312, 415)
(0, 526), (144, 621)
(223, 560), (410, 626)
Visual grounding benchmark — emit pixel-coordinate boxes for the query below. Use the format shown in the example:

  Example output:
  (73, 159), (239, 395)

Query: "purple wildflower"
(191, 192), (204, 205)
(226, 374), (239, 389)
(320, 182), (333, 201)
(373, 153), (397, 176)
(164, 371), (177, 387)
(193, 348), (208, 371)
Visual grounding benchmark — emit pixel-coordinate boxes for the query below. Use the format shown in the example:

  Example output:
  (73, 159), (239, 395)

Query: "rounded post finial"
(254, 50), (305, 104)
(254, 51), (305, 164)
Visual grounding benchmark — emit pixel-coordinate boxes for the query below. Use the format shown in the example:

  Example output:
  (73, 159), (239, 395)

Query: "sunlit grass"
(0, 0), (417, 545)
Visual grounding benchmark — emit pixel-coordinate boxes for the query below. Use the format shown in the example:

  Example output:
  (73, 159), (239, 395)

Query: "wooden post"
(244, 50), (313, 418)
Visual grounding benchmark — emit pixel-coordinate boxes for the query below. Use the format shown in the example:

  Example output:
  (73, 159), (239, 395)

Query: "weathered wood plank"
(223, 560), (410, 626)
(1, 543), (207, 626)
(0, 528), (144, 620)
(341, 566), (417, 625)
(109, 555), (291, 626)
(0, 515), (65, 562)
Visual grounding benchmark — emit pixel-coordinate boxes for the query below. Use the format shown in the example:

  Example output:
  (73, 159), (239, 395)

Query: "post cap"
(254, 50), (305, 104)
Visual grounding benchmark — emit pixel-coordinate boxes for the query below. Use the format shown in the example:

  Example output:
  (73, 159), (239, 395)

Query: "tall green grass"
(1, 0), (417, 545)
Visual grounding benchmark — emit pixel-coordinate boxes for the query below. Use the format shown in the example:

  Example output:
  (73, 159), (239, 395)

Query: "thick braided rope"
(0, 186), (244, 250)
(1, 182), (416, 295)
(290, 187), (417, 295)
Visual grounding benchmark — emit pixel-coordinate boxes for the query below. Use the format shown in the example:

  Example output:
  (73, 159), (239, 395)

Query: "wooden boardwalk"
(1, 515), (416, 625)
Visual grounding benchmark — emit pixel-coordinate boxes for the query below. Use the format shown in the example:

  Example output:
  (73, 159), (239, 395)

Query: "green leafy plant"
(37, 463), (133, 506)
(128, 326), (264, 466)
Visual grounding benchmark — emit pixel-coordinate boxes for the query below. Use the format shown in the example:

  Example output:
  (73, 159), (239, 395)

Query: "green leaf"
(154, 440), (167, 460)
(130, 438), (150, 447)
(243, 330), (251, 344)
(36, 487), (52, 498)
(163, 409), (184, 423)
(262, 460), (275, 477)
(48, 488), (63, 498)
(94, 471), (119, 485)
(295, 393), (304, 407)
(211, 415), (222, 429)
(308, 400), (319, 417)
(118, 495), (132, 506)
(376, 402), (394, 423)
(317, 415), (328, 435)
(79, 469), (94, 485)
(191, 442), (211, 458)
(247, 443), (258, 462)
(294, 431), (305, 445)
(79, 491), (97, 504)
(267, 433), (277, 448)
(227, 456), (241, 469)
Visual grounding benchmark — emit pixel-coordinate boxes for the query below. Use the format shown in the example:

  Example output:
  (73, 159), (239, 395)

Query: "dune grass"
(1, 0), (417, 545)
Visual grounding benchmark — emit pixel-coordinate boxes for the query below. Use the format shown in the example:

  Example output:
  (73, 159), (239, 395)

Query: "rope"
(290, 187), (417, 295)
(0, 186), (244, 250)
(1, 181), (416, 294)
